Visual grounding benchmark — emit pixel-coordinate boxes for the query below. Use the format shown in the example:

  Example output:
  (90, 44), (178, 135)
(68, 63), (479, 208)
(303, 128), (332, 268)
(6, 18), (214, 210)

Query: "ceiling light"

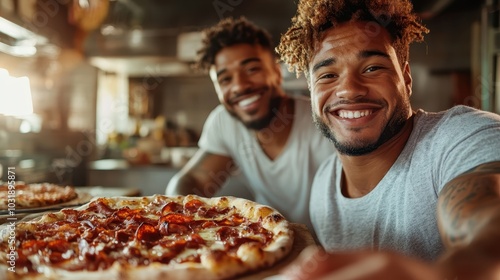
(0, 17), (47, 43)
(0, 41), (37, 57)
(0, 16), (50, 57)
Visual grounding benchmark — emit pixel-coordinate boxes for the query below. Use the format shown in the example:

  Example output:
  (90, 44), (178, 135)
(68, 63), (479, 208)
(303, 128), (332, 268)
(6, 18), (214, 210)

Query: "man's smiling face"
(210, 43), (283, 130)
(308, 21), (413, 156)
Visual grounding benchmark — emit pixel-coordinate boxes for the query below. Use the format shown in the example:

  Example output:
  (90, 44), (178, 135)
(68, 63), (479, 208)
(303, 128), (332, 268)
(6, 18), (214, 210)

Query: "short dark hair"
(195, 17), (274, 72)
(277, 0), (429, 76)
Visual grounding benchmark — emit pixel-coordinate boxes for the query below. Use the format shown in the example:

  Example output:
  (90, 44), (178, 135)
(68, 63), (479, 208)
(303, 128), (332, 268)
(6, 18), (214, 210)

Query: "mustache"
(323, 98), (386, 113)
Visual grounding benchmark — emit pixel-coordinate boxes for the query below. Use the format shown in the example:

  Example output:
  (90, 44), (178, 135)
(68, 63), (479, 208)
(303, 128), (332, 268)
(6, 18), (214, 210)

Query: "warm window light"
(0, 69), (34, 116)
(0, 17), (47, 42)
(0, 68), (8, 77)
(0, 17), (48, 57)
(0, 41), (37, 57)
(0, 69), (10, 115)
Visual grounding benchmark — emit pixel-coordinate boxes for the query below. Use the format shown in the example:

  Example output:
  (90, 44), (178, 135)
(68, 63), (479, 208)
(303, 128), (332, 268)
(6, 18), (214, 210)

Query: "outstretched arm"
(165, 149), (237, 197)
(436, 161), (500, 279)
(279, 162), (500, 280)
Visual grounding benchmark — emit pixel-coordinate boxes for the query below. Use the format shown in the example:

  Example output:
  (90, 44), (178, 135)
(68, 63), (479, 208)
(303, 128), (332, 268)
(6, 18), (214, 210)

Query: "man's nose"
(335, 73), (368, 100)
(230, 72), (251, 95)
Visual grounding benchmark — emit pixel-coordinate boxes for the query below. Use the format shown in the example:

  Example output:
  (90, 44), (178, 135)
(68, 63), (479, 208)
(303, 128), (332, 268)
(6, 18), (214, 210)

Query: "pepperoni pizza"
(0, 182), (78, 210)
(0, 194), (294, 279)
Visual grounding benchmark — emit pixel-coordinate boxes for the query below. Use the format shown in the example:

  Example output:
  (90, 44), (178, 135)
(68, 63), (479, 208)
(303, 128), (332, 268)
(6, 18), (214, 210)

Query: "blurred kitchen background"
(0, 0), (498, 195)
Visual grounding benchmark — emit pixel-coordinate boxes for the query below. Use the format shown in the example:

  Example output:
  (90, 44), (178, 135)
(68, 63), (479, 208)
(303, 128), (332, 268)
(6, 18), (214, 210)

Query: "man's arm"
(437, 161), (500, 246)
(280, 161), (500, 280)
(436, 161), (500, 278)
(165, 149), (237, 197)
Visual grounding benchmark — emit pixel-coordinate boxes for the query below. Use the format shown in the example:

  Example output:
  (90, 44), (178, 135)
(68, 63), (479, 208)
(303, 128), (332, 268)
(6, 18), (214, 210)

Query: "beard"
(227, 92), (283, 131)
(312, 98), (411, 156)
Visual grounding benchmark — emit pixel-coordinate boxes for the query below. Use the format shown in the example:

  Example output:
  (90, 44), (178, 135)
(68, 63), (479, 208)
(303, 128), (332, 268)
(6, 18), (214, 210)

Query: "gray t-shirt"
(199, 98), (335, 230)
(310, 105), (500, 261)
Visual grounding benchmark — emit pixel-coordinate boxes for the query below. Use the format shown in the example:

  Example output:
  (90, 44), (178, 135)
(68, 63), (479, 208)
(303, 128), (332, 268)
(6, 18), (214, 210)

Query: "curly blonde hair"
(277, 0), (429, 76)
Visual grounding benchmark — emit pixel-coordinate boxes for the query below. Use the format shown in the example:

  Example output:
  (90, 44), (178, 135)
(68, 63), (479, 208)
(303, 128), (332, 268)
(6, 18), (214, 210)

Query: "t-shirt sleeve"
(436, 106), (500, 192)
(198, 106), (232, 156)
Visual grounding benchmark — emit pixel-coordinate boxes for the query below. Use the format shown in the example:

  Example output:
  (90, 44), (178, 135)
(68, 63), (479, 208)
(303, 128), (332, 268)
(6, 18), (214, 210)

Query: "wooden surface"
(238, 223), (316, 279)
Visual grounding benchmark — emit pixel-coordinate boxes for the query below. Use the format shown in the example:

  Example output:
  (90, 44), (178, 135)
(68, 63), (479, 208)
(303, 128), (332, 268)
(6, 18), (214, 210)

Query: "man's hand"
(437, 241), (500, 280)
(280, 246), (440, 280)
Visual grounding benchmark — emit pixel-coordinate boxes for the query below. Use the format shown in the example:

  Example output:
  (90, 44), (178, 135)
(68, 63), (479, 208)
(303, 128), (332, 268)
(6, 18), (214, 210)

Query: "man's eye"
(365, 66), (383, 72)
(319, 73), (336, 80)
(218, 77), (230, 85)
(247, 66), (261, 73)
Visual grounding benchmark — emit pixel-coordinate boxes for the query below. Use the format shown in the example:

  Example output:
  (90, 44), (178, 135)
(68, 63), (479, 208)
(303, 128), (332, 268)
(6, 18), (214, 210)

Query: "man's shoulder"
(415, 105), (500, 127)
(317, 153), (339, 172)
(209, 104), (231, 117)
(411, 105), (500, 146)
(206, 105), (239, 125)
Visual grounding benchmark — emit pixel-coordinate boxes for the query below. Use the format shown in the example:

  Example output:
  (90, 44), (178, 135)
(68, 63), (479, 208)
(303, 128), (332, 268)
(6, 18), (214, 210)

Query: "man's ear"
(209, 66), (224, 101)
(403, 61), (412, 97)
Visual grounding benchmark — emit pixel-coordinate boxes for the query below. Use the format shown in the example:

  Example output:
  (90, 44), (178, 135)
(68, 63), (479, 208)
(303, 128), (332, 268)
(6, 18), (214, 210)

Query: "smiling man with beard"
(166, 17), (334, 232)
(276, 0), (500, 279)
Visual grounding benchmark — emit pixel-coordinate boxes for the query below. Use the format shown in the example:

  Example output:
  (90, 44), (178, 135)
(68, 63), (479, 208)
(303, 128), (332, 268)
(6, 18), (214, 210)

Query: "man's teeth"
(338, 110), (372, 119)
(238, 95), (260, 107)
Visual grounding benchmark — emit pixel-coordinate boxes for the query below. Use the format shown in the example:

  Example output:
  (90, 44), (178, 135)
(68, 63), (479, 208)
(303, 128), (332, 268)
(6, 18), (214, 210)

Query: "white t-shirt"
(310, 105), (500, 261)
(199, 98), (335, 229)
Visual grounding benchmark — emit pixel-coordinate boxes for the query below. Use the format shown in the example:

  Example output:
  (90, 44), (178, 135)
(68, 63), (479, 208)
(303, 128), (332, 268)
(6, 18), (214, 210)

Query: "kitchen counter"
(87, 159), (254, 199)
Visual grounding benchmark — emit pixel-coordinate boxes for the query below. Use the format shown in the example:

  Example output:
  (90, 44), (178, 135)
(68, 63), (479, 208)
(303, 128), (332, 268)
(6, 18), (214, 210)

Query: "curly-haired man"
(166, 17), (334, 233)
(277, 0), (500, 279)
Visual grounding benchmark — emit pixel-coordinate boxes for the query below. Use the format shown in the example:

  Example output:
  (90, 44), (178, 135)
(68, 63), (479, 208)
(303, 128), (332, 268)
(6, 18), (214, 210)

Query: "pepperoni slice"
(87, 198), (115, 216)
(184, 199), (204, 213)
(159, 222), (190, 235)
(161, 201), (183, 215)
(135, 223), (161, 242)
(160, 213), (193, 224)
